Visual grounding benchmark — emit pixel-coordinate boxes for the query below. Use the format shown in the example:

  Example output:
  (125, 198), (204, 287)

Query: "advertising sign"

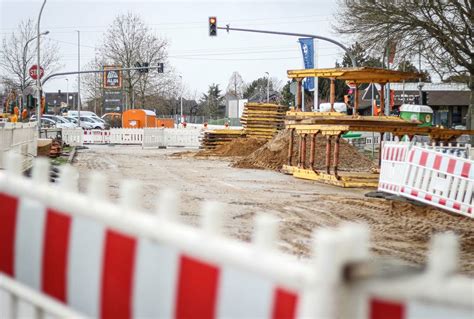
(103, 91), (123, 112)
(298, 38), (314, 91)
(103, 66), (122, 89)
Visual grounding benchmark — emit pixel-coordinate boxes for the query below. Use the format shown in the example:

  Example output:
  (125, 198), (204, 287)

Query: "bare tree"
(0, 19), (61, 96)
(100, 12), (171, 109)
(335, 0), (473, 135)
(226, 71), (245, 99)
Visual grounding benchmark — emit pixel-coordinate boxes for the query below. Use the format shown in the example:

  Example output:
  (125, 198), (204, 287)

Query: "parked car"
(30, 115), (76, 128)
(79, 116), (106, 130)
(68, 111), (105, 123)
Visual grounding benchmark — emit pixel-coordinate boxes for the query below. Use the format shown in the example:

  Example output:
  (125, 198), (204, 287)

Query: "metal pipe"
(288, 129), (294, 166)
(379, 83), (385, 116)
(77, 30), (81, 128)
(379, 132), (385, 167)
(36, 0), (47, 134)
(325, 136), (332, 174)
(217, 26), (357, 67)
(354, 84), (359, 116)
(298, 134), (303, 167)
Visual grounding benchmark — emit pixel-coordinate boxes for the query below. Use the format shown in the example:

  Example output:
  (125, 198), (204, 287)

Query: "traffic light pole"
(217, 26), (357, 68)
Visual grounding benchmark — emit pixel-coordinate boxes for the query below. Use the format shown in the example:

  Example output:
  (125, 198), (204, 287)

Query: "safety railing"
(0, 153), (472, 318)
(379, 141), (473, 218)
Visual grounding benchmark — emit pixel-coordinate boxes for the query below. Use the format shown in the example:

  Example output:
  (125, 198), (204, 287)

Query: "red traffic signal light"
(209, 16), (217, 36)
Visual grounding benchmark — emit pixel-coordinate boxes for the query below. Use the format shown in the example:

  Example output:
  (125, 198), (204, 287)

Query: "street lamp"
(22, 30), (49, 110)
(65, 78), (69, 107)
(179, 75), (183, 123)
(36, 0), (47, 134)
(265, 72), (270, 102)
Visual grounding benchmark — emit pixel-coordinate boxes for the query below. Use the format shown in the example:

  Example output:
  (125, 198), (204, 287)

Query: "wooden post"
(288, 128), (294, 166)
(296, 79), (303, 111)
(379, 83), (385, 116)
(330, 78), (335, 112)
(301, 134), (307, 169)
(378, 132), (384, 167)
(309, 133), (316, 169)
(297, 134), (303, 167)
(325, 135), (332, 174)
(333, 134), (341, 177)
(354, 84), (359, 116)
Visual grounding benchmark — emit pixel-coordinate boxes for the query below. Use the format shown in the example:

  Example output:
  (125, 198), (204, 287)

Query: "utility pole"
(36, 0), (47, 134)
(418, 43), (423, 104)
(77, 30), (81, 128)
(265, 72), (270, 102)
(66, 78), (69, 108)
(179, 75), (183, 123)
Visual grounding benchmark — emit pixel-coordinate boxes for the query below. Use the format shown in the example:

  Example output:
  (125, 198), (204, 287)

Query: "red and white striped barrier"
(400, 146), (473, 217)
(378, 142), (411, 195)
(0, 154), (472, 318)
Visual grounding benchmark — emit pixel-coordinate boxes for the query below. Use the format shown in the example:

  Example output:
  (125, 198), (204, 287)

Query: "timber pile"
(200, 129), (245, 149)
(241, 103), (287, 139)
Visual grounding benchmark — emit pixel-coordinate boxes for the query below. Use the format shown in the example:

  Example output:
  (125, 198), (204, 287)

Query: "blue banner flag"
(298, 38), (314, 91)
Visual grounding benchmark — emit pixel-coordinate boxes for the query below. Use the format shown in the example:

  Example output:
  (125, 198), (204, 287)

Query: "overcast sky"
(1, 0), (350, 98)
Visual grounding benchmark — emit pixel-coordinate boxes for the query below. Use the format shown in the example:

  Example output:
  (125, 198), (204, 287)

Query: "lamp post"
(179, 75), (183, 123)
(265, 72), (270, 102)
(22, 30), (49, 110)
(36, 0), (47, 134)
(76, 30), (81, 128)
(66, 78), (69, 107)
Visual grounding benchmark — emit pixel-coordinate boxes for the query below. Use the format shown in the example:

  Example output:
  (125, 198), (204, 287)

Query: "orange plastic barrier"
(156, 118), (174, 128)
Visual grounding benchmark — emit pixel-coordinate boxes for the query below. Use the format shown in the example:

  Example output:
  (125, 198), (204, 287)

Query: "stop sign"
(29, 65), (44, 80)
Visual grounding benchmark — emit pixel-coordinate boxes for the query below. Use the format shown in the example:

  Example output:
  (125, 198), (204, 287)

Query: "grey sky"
(0, 0), (348, 98)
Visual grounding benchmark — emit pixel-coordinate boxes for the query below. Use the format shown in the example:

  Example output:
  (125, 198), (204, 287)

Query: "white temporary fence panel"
(0, 154), (472, 319)
(109, 128), (143, 144)
(0, 274), (84, 318)
(399, 146), (473, 218)
(378, 142), (411, 195)
(420, 142), (471, 159)
(0, 122), (37, 170)
(142, 128), (202, 148)
(62, 128), (84, 146)
(83, 129), (108, 144)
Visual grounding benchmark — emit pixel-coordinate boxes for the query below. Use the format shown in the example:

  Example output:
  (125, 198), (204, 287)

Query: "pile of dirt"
(233, 130), (377, 172)
(196, 137), (268, 157)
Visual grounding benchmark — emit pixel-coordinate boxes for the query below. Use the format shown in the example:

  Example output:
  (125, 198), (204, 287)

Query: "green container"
(399, 104), (433, 127)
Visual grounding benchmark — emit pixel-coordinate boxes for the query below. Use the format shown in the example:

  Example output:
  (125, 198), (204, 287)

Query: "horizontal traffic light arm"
(217, 25), (357, 67)
(41, 65), (164, 86)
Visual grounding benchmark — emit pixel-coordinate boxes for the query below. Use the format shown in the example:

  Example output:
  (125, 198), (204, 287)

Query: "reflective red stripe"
(101, 230), (137, 319)
(272, 288), (298, 319)
(411, 190), (418, 197)
(176, 255), (219, 319)
(439, 198), (447, 206)
(370, 298), (405, 319)
(453, 203), (461, 210)
(419, 151), (428, 166)
(433, 155), (442, 170)
(41, 209), (71, 302)
(0, 193), (18, 276)
(425, 194), (432, 201)
(461, 162), (471, 178)
(447, 159), (456, 174)
(409, 150), (415, 163)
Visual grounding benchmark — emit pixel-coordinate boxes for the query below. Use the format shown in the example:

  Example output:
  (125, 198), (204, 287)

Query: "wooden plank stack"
(241, 103), (287, 139)
(201, 129), (245, 149)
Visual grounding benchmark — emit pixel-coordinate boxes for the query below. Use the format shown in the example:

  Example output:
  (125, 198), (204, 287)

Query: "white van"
(67, 110), (105, 123)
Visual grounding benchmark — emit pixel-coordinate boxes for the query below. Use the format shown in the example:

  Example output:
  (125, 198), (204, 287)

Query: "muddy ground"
(73, 145), (474, 274)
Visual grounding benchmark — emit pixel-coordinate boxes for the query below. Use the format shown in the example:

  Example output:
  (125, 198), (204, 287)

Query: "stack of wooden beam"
(241, 103), (287, 139)
(200, 129), (245, 149)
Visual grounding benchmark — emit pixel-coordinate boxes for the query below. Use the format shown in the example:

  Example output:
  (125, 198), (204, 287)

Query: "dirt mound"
(233, 130), (377, 172)
(196, 137), (267, 157)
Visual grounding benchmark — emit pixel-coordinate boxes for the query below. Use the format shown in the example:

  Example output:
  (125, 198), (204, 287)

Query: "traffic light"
(209, 16), (217, 36)
(157, 63), (164, 73)
(135, 62), (149, 73)
(421, 91), (429, 105)
(26, 95), (37, 109)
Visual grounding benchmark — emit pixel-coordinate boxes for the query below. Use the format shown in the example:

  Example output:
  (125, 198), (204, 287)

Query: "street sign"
(103, 65), (122, 89)
(29, 65), (44, 80)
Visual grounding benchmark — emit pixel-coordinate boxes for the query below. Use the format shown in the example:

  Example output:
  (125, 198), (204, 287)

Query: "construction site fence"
(379, 141), (473, 218)
(0, 153), (472, 319)
(0, 122), (37, 171)
(62, 128), (203, 148)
